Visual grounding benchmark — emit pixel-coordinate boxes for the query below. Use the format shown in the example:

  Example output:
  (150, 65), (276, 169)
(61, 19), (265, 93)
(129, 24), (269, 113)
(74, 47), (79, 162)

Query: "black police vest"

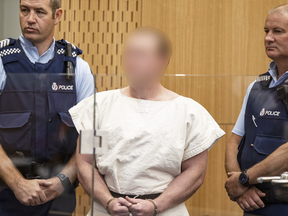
(237, 72), (288, 203)
(0, 38), (82, 163)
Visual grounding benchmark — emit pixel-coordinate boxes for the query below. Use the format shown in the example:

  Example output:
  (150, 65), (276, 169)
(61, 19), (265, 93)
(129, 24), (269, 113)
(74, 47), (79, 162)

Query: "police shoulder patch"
(256, 75), (270, 82)
(0, 39), (11, 49)
(56, 40), (78, 58)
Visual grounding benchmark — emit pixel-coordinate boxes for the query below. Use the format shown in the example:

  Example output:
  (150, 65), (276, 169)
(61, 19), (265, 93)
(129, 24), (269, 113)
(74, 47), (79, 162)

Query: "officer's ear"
(54, 8), (63, 25)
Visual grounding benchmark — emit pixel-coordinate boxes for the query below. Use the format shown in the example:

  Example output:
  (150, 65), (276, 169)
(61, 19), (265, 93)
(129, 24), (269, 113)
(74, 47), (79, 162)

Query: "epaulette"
(56, 39), (77, 50)
(0, 39), (11, 49)
(64, 40), (77, 50)
(254, 72), (272, 88)
(56, 39), (82, 57)
(256, 75), (271, 82)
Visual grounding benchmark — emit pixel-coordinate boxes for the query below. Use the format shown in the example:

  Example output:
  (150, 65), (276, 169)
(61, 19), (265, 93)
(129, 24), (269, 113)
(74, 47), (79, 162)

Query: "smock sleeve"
(69, 94), (95, 133)
(183, 101), (225, 161)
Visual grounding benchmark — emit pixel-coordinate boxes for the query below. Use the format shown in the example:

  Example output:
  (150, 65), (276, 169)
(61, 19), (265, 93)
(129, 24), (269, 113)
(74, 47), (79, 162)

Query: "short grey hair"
(269, 4), (288, 15)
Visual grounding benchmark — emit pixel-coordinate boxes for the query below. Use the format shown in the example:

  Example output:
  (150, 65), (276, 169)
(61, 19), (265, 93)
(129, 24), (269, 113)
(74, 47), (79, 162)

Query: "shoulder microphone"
(65, 43), (74, 80)
(277, 85), (288, 113)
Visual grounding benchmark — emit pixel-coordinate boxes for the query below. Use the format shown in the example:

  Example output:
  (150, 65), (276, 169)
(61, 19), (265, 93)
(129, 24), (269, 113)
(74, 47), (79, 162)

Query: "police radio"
(65, 43), (74, 80)
(277, 85), (288, 113)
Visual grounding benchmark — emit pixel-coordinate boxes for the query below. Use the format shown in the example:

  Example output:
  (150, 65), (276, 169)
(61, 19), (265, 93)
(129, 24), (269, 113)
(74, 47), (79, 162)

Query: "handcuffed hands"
(108, 197), (132, 216)
(126, 196), (155, 216)
(108, 196), (155, 216)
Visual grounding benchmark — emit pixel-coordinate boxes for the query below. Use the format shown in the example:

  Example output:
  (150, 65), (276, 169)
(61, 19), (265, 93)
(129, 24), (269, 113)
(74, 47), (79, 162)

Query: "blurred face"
(264, 12), (288, 61)
(20, 0), (61, 45)
(122, 33), (169, 86)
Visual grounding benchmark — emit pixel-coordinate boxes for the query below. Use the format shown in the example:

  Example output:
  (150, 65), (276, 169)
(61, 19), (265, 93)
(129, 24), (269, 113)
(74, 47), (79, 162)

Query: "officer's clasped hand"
(12, 178), (52, 206)
(225, 171), (248, 201)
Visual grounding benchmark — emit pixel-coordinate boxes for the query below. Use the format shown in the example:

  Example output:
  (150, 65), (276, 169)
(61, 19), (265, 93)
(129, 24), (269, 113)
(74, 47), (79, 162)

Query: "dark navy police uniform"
(0, 38), (82, 216)
(238, 72), (288, 216)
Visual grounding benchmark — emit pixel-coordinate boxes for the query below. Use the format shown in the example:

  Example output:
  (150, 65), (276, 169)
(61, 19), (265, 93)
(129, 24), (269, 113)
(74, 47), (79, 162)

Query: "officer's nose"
(27, 11), (37, 24)
(265, 31), (275, 43)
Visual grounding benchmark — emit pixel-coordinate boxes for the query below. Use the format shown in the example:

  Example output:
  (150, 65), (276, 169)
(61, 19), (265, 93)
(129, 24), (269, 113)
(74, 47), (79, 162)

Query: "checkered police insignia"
(256, 75), (270, 82)
(0, 48), (21, 57)
(57, 48), (65, 55)
(57, 48), (77, 57)
(0, 39), (10, 49)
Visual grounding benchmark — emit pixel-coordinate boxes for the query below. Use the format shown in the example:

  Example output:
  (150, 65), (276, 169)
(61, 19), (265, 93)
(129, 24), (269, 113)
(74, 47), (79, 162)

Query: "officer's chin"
(22, 33), (41, 44)
(266, 51), (280, 60)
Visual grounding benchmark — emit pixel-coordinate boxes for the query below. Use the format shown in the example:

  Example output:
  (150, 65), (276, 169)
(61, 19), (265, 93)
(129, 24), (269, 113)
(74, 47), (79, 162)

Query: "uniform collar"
(268, 61), (288, 87)
(268, 62), (279, 82)
(19, 34), (56, 64)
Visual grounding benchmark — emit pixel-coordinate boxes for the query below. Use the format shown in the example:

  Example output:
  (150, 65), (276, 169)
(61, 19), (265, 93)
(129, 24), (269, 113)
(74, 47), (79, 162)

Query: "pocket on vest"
(48, 111), (77, 158)
(253, 135), (288, 156)
(0, 112), (31, 153)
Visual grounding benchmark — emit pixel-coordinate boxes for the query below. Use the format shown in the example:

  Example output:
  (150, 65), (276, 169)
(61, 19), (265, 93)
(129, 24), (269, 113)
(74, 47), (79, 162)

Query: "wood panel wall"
(54, 0), (288, 215)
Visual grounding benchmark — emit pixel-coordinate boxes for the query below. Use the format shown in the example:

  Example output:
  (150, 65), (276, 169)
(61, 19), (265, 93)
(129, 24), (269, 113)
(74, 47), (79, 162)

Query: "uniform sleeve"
(232, 81), (255, 137)
(75, 57), (94, 103)
(69, 95), (94, 133)
(183, 102), (225, 161)
(0, 57), (6, 95)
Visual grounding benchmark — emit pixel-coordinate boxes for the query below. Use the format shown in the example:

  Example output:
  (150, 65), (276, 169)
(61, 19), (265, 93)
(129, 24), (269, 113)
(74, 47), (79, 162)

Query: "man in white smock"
(69, 27), (225, 216)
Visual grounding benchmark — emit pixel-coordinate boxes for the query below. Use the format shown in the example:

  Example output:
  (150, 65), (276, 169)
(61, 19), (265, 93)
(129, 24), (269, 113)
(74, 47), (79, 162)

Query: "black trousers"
(243, 203), (288, 216)
(0, 186), (76, 216)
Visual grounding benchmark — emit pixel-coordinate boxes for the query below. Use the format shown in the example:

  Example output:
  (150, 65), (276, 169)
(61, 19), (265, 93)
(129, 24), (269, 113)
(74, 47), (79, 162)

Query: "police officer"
(225, 4), (288, 216)
(0, 0), (93, 216)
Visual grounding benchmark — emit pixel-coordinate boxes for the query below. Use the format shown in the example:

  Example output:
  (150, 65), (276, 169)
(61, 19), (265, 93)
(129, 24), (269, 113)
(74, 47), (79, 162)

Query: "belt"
(7, 151), (67, 179)
(110, 190), (161, 200)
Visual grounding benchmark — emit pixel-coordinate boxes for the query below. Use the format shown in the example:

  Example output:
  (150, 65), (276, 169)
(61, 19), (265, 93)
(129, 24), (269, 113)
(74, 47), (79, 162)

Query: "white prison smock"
(69, 89), (225, 216)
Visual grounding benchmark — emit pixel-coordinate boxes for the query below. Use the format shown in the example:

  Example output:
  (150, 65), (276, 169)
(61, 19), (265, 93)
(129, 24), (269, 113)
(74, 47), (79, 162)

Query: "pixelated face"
(19, 0), (60, 45)
(264, 13), (288, 61)
(122, 32), (168, 86)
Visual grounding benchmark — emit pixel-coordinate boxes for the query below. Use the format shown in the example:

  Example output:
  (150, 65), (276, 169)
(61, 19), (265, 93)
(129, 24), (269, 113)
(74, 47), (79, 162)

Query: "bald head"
(269, 4), (288, 15)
